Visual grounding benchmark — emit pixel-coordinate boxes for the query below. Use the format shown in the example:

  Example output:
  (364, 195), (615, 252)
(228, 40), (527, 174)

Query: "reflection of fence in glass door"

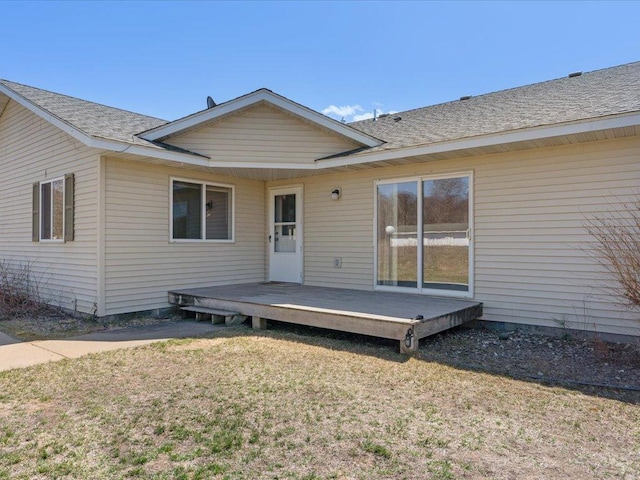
(274, 194), (296, 253)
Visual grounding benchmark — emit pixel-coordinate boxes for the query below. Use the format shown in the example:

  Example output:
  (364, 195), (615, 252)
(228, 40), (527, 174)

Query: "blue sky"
(1, 1), (639, 122)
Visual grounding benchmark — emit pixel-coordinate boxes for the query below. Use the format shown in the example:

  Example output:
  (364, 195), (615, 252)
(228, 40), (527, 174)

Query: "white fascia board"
(140, 90), (382, 148)
(89, 138), (211, 166)
(317, 112), (640, 168)
(0, 84), (209, 166)
(74, 135), (210, 166)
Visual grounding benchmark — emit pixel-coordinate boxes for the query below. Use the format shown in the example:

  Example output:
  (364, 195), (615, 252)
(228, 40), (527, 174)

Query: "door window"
(274, 194), (296, 253)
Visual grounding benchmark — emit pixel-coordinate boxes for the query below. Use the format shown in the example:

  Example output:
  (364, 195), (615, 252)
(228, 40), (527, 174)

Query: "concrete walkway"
(0, 321), (218, 372)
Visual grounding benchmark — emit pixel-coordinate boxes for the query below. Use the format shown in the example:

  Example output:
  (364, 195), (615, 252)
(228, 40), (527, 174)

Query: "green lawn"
(0, 329), (638, 479)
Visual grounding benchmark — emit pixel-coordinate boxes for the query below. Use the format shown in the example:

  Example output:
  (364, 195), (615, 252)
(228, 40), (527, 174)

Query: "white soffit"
(138, 89), (383, 148)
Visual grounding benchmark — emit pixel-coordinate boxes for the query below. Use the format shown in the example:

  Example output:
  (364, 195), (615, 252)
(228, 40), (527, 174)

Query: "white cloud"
(322, 103), (399, 123)
(352, 112), (374, 121)
(352, 109), (399, 122)
(321, 104), (362, 117)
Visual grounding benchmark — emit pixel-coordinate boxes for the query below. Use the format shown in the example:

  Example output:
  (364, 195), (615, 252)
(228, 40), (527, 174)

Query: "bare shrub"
(0, 259), (53, 319)
(585, 198), (640, 309)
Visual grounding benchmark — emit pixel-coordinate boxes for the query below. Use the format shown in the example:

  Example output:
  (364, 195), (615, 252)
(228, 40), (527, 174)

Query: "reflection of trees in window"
(40, 178), (64, 240)
(172, 181), (201, 239)
(52, 181), (64, 239)
(376, 182), (419, 287)
(376, 176), (470, 291)
(172, 180), (233, 240)
(423, 177), (469, 226)
(377, 183), (418, 237)
(205, 187), (230, 240)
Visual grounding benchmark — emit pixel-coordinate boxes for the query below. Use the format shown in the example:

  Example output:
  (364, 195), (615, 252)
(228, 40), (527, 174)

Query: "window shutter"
(64, 173), (75, 242)
(32, 182), (39, 242)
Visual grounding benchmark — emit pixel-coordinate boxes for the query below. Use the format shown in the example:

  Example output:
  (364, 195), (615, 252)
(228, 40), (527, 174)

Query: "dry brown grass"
(1, 329), (638, 479)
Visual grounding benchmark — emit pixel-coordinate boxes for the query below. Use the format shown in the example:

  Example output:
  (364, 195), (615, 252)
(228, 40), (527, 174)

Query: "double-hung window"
(171, 179), (234, 241)
(32, 174), (74, 242)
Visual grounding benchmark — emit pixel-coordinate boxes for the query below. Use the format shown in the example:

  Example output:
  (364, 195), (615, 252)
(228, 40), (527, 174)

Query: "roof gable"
(139, 88), (383, 148)
(1, 61), (638, 174)
(164, 103), (364, 167)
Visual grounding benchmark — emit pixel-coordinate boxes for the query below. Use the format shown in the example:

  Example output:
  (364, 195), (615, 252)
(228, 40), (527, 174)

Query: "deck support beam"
(252, 316), (267, 330)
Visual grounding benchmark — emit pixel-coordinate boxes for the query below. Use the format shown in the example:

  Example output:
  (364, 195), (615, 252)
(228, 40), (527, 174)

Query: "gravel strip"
(420, 328), (640, 394)
(0, 312), (177, 341)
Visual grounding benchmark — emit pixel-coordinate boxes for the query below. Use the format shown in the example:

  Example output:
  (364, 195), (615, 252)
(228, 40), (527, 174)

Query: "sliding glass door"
(376, 173), (472, 296)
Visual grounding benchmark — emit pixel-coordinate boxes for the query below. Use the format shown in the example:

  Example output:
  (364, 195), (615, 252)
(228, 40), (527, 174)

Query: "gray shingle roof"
(2, 61), (639, 162)
(348, 61), (640, 154)
(0, 79), (172, 150)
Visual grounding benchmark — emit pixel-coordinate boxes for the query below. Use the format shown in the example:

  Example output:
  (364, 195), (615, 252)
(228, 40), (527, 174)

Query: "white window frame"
(373, 171), (474, 298)
(169, 177), (235, 243)
(39, 176), (65, 243)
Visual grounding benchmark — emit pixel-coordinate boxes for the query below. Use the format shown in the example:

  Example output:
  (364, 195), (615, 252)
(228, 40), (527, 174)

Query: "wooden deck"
(168, 283), (482, 353)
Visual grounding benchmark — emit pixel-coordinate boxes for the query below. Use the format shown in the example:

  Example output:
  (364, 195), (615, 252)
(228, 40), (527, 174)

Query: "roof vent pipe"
(568, 71), (582, 78)
(373, 109), (378, 122)
(206, 96), (216, 108)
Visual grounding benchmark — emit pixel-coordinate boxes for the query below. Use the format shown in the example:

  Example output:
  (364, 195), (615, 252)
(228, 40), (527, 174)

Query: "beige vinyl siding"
(166, 104), (361, 165)
(103, 158), (265, 315)
(0, 100), (99, 313)
(268, 136), (640, 337)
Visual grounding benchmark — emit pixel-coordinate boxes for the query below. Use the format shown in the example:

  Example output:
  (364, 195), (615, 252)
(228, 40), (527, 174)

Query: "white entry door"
(268, 186), (303, 283)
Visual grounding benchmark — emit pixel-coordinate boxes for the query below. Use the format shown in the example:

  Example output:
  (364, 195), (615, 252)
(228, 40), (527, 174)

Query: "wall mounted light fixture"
(331, 188), (342, 200)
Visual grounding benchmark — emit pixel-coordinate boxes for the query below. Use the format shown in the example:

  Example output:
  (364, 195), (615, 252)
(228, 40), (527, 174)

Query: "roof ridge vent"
(460, 95), (472, 101)
(568, 71), (582, 78)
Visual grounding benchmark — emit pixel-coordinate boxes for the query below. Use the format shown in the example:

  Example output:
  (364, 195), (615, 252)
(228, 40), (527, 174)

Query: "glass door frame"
(373, 171), (474, 298)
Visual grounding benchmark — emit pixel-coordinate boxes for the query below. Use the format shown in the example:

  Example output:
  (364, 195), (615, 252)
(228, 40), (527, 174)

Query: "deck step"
(180, 306), (245, 326)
